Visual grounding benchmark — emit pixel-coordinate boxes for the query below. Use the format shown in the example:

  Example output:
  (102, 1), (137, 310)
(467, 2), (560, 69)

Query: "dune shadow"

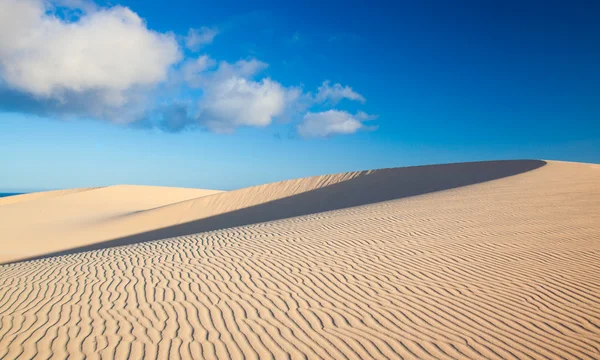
(8, 160), (546, 264)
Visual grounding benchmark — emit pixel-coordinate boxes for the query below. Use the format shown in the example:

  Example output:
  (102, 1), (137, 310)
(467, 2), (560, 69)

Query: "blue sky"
(1, 0), (599, 191)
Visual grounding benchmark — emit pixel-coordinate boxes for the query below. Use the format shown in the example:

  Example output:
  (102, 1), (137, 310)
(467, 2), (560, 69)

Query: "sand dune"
(1, 160), (599, 359)
(0, 187), (102, 206)
(0, 185), (222, 263)
(1, 160), (543, 263)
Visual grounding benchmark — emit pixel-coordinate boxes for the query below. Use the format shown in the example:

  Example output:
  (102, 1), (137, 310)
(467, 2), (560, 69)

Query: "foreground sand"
(0, 160), (599, 359)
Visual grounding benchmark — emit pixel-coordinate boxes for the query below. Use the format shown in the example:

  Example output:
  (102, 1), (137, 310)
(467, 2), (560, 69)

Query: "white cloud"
(213, 59), (269, 80)
(156, 56), (302, 133)
(355, 110), (378, 121)
(181, 56), (268, 87)
(0, 0), (377, 137)
(185, 27), (218, 51)
(200, 77), (290, 133)
(0, 0), (181, 121)
(315, 80), (365, 104)
(297, 110), (377, 138)
(181, 55), (217, 85)
(188, 57), (300, 133)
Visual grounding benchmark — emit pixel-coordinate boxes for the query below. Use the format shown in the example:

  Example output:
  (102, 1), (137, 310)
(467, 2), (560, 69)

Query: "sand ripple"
(1, 160), (599, 359)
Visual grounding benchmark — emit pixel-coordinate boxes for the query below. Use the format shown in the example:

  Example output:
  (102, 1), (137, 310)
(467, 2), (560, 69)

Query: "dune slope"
(0, 160), (599, 359)
(0, 185), (222, 263)
(2, 160), (543, 263)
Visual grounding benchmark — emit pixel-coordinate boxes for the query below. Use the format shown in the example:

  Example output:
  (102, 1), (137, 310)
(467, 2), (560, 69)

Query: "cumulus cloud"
(173, 56), (301, 133)
(199, 77), (293, 133)
(0, 0), (181, 122)
(297, 110), (377, 138)
(314, 80), (365, 104)
(0, 0), (377, 137)
(185, 27), (219, 51)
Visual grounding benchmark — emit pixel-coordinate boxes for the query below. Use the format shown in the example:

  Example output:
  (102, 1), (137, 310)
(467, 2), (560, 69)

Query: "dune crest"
(1, 160), (544, 263)
(0, 160), (599, 359)
(0, 187), (102, 206)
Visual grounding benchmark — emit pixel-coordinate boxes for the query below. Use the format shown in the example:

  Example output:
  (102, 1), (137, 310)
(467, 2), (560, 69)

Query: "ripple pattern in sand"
(1, 161), (599, 359)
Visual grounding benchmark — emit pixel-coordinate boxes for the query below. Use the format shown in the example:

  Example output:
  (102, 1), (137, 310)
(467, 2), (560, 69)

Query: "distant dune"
(0, 185), (222, 263)
(1, 160), (599, 359)
(0, 187), (101, 206)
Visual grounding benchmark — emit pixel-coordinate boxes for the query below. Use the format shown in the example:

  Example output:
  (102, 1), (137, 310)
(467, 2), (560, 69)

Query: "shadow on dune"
(9, 160), (546, 264)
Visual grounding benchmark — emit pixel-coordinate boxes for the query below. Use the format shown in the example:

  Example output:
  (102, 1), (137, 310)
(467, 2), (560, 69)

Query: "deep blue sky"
(1, 0), (599, 191)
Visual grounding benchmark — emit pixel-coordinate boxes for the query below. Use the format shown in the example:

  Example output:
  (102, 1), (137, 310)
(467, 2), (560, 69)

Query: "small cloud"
(199, 76), (298, 133)
(176, 57), (301, 133)
(297, 110), (377, 138)
(355, 110), (378, 121)
(185, 27), (219, 51)
(315, 81), (366, 105)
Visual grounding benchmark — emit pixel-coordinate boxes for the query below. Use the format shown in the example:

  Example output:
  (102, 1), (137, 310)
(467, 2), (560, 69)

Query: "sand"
(0, 185), (222, 263)
(0, 160), (545, 263)
(0, 160), (599, 359)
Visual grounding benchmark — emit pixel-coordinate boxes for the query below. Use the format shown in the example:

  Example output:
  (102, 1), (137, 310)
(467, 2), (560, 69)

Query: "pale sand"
(0, 185), (222, 263)
(0, 160), (599, 359)
(0, 160), (545, 263)
(0, 187), (102, 206)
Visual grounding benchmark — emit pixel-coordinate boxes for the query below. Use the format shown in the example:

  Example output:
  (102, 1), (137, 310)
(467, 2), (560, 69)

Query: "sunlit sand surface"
(1, 160), (599, 359)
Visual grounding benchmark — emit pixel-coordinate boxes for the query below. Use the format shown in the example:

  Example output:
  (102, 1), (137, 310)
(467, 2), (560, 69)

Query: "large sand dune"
(1, 160), (543, 263)
(1, 160), (599, 359)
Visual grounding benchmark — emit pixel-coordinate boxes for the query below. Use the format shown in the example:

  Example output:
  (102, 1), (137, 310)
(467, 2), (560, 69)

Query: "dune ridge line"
(2, 160), (544, 263)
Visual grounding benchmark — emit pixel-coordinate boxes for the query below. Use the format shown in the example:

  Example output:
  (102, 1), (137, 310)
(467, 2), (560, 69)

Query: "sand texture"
(0, 160), (599, 359)
(0, 185), (222, 263)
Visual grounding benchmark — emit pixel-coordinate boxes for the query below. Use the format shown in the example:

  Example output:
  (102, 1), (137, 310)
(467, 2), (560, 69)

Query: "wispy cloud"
(297, 110), (377, 138)
(185, 27), (219, 51)
(314, 81), (366, 105)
